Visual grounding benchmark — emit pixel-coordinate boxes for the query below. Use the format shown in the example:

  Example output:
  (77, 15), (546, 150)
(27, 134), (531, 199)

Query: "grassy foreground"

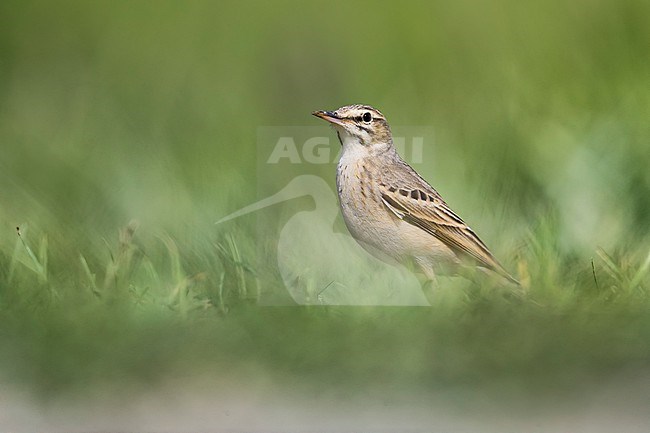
(2, 215), (650, 403)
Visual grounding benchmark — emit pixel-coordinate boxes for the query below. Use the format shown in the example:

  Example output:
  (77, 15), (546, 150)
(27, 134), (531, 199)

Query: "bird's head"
(312, 104), (392, 151)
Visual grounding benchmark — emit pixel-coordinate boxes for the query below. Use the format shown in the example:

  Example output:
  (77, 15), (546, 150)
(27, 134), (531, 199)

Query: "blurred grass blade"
(80, 254), (100, 297)
(215, 234), (251, 299)
(12, 225), (48, 283)
(596, 247), (623, 282)
(159, 234), (188, 314)
(38, 235), (49, 284)
(159, 233), (184, 286)
(629, 249), (650, 290)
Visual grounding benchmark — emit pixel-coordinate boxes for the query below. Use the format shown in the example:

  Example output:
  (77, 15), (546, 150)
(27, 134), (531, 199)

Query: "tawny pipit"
(313, 104), (518, 284)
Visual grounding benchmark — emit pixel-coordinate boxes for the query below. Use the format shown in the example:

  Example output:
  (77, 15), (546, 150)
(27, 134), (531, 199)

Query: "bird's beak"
(312, 110), (346, 127)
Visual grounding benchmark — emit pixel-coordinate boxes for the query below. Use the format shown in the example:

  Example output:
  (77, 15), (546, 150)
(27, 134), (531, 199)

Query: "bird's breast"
(336, 158), (394, 243)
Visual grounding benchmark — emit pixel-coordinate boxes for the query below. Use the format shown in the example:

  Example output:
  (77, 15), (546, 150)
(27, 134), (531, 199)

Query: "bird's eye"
(362, 112), (372, 123)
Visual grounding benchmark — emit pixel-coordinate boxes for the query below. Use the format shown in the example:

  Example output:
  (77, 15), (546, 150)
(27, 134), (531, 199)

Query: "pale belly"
(336, 161), (459, 275)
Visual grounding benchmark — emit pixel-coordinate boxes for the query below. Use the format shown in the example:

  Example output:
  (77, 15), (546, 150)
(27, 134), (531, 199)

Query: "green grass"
(1, 0), (649, 407)
(2, 216), (650, 403)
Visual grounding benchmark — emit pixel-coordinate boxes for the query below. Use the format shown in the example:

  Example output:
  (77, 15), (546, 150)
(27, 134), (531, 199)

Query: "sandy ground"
(2, 372), (650, 432)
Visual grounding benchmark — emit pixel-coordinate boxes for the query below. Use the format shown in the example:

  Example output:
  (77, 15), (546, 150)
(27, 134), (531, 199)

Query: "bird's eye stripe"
(350, 114), (376, 123)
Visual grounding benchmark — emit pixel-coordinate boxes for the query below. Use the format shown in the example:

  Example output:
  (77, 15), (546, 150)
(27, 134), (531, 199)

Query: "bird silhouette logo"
(217, 175), (429, 305)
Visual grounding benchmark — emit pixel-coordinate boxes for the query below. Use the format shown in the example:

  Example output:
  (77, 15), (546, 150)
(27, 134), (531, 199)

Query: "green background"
(1, 0), (649, 422)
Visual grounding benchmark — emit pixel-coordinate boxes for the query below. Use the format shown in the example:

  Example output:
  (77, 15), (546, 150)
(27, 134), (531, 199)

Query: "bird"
(312, 104), (518, 285)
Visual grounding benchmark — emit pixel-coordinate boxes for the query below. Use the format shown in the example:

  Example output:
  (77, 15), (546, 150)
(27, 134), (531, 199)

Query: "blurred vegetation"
(0, 0), (649, 404)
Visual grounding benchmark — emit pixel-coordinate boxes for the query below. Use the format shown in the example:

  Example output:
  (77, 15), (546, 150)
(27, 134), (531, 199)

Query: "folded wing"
(379, 182), (517, 284)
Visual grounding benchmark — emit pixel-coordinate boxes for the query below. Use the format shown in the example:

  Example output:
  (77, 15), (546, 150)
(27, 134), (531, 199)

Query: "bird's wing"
(378, 181), (516, 282)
